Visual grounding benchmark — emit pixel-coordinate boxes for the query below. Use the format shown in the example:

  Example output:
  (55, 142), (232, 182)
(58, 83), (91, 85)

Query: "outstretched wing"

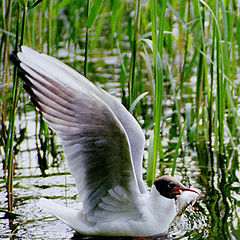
(35, 51), (146, 193)
(16, 46), (143, 218)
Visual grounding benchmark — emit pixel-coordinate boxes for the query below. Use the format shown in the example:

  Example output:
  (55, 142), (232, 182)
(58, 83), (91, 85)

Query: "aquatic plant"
(0, 1), (240, 238)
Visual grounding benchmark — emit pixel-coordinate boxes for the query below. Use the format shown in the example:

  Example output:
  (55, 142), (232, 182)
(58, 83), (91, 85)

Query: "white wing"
(21, 47), (146, 193)
(17, 46), (145, 219)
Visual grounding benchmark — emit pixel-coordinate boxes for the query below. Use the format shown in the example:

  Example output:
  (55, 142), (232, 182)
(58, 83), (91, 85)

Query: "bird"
(14, 46), (200, 237)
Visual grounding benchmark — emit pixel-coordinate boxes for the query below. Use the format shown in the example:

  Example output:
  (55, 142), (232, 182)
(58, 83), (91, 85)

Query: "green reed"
(4, 1), (23, 213)
(1, 1), (240, 210)
(129, 0), (141, 107)
(146, 0), (167, 186)
(84, 0), (90, 76)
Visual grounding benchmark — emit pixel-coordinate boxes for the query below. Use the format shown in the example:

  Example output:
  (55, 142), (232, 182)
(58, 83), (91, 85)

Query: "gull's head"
(154, 175), (200, 199)
(148, 176), (200, 232)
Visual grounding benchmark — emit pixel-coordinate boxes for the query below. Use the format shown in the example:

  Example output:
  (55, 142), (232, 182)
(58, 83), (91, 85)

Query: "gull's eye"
(168, 182), (175, 189)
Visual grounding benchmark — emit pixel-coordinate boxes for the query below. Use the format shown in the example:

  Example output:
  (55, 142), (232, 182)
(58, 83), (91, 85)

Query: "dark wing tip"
(10, 45), (23, 66)
(10, 47), (40, 109)
(10, 51), (20, 67)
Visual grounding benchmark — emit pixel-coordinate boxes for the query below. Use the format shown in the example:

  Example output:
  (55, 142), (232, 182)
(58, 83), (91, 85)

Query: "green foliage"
(86, 0), (103, 30)
(1, 0), (240, 224)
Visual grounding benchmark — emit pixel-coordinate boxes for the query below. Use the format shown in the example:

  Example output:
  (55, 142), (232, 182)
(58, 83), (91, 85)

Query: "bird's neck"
(148, 185), (176, 230)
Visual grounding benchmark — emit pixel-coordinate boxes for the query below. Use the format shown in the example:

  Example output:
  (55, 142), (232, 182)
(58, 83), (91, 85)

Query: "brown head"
(154, 175), (199, 199)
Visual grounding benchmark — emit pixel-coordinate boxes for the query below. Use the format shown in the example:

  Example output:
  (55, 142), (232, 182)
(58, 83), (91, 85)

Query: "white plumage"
(16, 46), (200, 237)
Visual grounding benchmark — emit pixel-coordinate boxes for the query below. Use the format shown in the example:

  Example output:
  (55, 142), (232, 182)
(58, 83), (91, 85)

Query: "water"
(1, 22), (240, 239)
(1, 56), (240, 239)
(1, 88), (239, 239)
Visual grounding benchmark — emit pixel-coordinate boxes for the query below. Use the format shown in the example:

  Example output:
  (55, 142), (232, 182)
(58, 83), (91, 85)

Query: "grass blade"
(146, 0), (167, 186)
(129, 0), (141, 106)
(86, 0), (103, 30)
(171, 121), (187, 176)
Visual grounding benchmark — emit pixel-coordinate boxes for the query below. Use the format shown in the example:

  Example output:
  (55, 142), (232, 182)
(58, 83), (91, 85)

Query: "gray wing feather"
(36, 50), (146, 193)
(17, 46), (142, 218)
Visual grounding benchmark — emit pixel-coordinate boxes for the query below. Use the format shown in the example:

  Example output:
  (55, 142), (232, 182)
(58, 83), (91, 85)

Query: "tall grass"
(128, 0), (141, 107)
(4, 1), (23, 214)
(0, 0), (239, 213)
(146, 0), (167, 186)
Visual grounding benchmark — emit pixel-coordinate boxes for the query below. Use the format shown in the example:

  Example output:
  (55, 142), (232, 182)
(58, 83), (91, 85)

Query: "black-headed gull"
(14, 46), (200, 237)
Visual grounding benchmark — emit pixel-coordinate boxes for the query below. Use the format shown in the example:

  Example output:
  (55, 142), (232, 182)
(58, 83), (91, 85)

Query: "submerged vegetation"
(0, 0), (240, 239)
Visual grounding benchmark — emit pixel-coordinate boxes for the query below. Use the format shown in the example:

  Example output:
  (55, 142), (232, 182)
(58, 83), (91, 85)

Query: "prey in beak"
(154, 176), (201, 220)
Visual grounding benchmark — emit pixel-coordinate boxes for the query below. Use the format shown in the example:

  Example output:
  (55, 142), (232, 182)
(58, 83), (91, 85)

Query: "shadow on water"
(71, 232), (171, 240)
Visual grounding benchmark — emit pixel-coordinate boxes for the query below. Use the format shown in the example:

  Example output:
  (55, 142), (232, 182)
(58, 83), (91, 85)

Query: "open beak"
(173, 185), (200, 197)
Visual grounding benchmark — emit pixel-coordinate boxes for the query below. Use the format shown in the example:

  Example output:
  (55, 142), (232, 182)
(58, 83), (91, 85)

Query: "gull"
(14, 46), (200, 237)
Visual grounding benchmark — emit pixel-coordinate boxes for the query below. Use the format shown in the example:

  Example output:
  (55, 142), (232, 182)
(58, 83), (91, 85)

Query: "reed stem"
(84, 0), (90, 77)
(129, 0), (141, 106)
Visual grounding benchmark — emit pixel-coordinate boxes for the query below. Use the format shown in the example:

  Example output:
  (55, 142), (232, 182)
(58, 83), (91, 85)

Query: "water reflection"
(1, 68), (239, 239)
(1, 217), (16, 240)
(2, 118), (240, 239)
(196, 141), (240, 239)
(1, 143), (240, 239)
(71, 232), (171, 240)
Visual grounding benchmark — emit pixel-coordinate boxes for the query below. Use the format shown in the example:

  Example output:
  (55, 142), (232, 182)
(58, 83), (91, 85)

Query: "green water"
(1, 1), (240, 239)
(0, 70), (239, 239)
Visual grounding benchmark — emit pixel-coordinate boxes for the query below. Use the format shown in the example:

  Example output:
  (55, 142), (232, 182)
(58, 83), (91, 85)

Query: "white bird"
(15, 46), (200, 237)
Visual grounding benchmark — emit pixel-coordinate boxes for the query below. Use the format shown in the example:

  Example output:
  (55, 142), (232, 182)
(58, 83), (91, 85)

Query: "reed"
(216, 1), (224, 156)
(1, 1), (240, 220)
(171, 121), (186, 176)
(4, 1), (23, 213)
(129, 0), (141, 107)
(146, 0), (167, 186)
(84, 0), (91, 76)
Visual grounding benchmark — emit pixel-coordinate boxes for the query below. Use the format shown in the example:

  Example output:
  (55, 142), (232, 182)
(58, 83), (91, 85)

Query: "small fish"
(173, 188), (201, 223)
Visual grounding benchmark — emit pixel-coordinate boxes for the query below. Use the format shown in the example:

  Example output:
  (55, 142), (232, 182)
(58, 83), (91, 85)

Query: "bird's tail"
(37, 198), (84, 232)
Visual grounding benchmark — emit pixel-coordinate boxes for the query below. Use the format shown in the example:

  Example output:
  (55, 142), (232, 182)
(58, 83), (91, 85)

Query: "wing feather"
(20, 47), (146, 193)
(16, 46), (143, 220)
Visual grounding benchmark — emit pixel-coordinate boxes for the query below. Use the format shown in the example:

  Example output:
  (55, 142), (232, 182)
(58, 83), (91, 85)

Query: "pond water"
(1, 14), (240, 237)
(0, 119), (204, 240)
(1, 69), (239, 239)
